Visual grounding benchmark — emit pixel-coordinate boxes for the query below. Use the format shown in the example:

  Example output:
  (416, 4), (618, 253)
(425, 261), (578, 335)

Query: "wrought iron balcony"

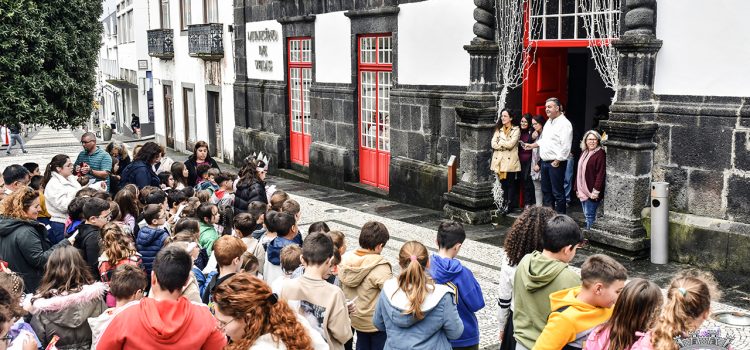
(147, 29), (174, 59)
(188, 23), (224, 60)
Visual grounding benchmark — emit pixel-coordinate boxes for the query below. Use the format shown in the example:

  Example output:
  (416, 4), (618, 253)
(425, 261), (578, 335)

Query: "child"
(194, 164), (211, 186)
(23, 162), (40, 176)
(98, 223), (142, 306)
(89, 264), (147, 349)
(339, 221), (393, 348)
(233, 212), (266, 274)
(240, 251), (261, 277)
(429, 221), (485, 350)
(196, 167), (220, 194)
(269, 190), (289, 211)
(282, 198), (302, 224)
(248, 201), (269, 239)
(513, 214), (583, 350)
(167, 231), (208, 297)
(158, 171), (174, 190)
(201, 235), (247, 305)
(197, 202), (221, 253)
(167, 189), (188, 226)
(263, 210), (302, 284)
(76, 197), (111, 280)
(309, 221), (331, 234)
(373, 241), (464, 349)
(0, 273), (39, 349)
(136, 204), (170, 278)
(534, 254), (628, 350)
(271, 244), (303, 294)
(325, 230), (346, 286)
(584, 278), (663, 350)
(280, 232), (353, 350)
(211, 172), (236, 207)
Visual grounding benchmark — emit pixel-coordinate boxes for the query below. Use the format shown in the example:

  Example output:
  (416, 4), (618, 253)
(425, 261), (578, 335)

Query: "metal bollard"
(650, 182), (669, 264)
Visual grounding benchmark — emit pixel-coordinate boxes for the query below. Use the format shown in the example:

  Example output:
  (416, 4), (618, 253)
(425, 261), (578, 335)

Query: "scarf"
(576, 147), (601, 201)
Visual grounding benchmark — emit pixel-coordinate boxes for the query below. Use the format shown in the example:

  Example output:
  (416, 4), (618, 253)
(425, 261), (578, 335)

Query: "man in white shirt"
(523, 97), (572, 213)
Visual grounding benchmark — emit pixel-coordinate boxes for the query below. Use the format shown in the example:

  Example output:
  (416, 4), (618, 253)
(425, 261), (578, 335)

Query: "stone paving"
(7, 128), (750, 349)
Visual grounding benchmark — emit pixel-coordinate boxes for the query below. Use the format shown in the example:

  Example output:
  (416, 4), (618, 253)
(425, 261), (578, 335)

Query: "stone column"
(587, 0), (662, 255)
(444, 0), (499, 224)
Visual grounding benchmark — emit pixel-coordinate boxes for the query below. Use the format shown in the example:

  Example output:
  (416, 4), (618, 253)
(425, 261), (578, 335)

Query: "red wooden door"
(289, 38), (312, 166)
(358, 35), (392, 190)
(522, 47), (568, 116)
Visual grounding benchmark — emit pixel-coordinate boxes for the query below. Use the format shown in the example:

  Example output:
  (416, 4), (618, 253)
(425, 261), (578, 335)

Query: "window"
(288, 38), (312, 166)
(183, 87), (196, 149)
(180, 0), (191, 31)
(359, 35), (391, 152)
(204, 0), (218, 23)
(528, 0), (620, 41)
(161, 0), (170, 28)
(127, 10), (134, 42)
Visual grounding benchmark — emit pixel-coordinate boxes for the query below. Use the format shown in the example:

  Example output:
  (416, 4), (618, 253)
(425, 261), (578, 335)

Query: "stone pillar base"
(443, 181), (496, 224)
(444, 203), (496, 225)
(588, 216), (649, 257)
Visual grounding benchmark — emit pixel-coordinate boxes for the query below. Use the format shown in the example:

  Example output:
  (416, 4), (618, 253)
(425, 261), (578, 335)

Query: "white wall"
(246, 20), (284, 81)
(654, 0), (750, 97)
(315, 12), (351, 84)
(398, 0), (474, 86)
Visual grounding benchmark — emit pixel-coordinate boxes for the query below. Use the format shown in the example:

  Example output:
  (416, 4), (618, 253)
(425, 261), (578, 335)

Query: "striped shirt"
(75, 146), (113, 188)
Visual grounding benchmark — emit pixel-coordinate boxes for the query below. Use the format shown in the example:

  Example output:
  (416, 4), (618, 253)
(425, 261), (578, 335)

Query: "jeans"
(355, 330), (387, 350)
(564, 155), (575, 204)
(6, 133), (26, 153)
(541, 160), (567, 214)
(581, 199), (601, 229)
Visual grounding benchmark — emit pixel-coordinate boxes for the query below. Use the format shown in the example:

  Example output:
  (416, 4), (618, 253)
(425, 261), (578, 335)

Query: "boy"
(90, 264), (147, 349)
(271, 244), (302, 294)
(195, 167), (220, 194)
(167, 190), (188, 225)
(339, 221), (392, 349)
(194, 164), (211, 186)
(280, 232), (353, 350)
(211, 172), (235, 207)
(513, 215), (584, 350)
(263, 211), (301, 283)
(233, 212), (266, 273)
(76, 198), (111, 280)
(248, 201), (268, 239)
(281, 198), (301, 224)
(533, 254), (627, 350)
(269, 190), (289, 211)
(202, 235), (247, 304)
(136, 204), (170, 278)
(98, 246), (227, 349)
(429, 221), (485, 350)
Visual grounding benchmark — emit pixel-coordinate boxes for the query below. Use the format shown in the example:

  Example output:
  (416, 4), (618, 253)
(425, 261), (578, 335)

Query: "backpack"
(99, 254), (143, 282)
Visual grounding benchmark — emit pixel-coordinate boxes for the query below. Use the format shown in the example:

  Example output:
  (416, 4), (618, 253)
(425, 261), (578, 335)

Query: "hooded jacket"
(0, 217), (70, 293)
(339, 250), (393, 332)
(136, 225), (169, 274)
(74, 223), (102, 281)
(373, 278), (464, 349)
(198, 221), (220, 254)
(44, 172), (82, 223)
(234, 179), (268, 211)
(533, 286), (613, 350)
(266, 235), (303, 266)
(119, 160), (160, 190)
(429, 254), (485, 347)
(97, 297), (227, 350)
(28, 282), (108, 350)
(513, 251), (581, 349)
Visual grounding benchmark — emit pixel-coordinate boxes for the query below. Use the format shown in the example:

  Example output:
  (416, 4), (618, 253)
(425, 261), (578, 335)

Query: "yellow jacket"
(532, 286), (613, 350)
(490, 126), (521, 174)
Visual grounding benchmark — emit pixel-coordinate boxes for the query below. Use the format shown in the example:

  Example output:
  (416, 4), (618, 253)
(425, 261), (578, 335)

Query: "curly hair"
(503, 206), (557, 266)
(0, 186), (39, 220)
(213, 273), (314, 350)
(101, 223), (136, 265)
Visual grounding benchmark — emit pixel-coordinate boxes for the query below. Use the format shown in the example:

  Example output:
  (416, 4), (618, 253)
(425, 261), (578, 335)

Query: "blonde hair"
(651, 270), (720, 350)
(395, 241), (433, 320)
(579, 129), (602, 151)
(101, 223), (136, 265)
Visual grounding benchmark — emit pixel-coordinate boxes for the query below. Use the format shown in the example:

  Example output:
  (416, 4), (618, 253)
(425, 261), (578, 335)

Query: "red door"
(358, 35), (392, 190)
(289, 38), (312, 166)
(522, 47), (568, 116)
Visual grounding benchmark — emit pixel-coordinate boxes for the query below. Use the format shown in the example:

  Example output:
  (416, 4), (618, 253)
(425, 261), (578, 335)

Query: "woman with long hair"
(171, 162), (189, 190)
(184, 141), (220, 187)
(530, 115), (547, 206)
(585, 278), (663, 350)
(234, 158), (268, 211)
(491, 109), (521, 213)
(119, 142), (163, 189)
(575, 130), (606, 229)
(518, 114), (536, 208)
(42, 154), (82, 244)
(496, 206), (557, 349)
(373, 241), (463, 349)
(105, 141), (131, 196)
(0, 187), (71, 293)
(212, 273), (328, 349)
(27, 245), (107, 349)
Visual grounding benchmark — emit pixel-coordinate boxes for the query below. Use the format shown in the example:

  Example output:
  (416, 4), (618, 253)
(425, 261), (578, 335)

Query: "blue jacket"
(120, 160), (160, 190)
(373, 278), (464, 350)
(136, 225), (169, 274)
(266, 234), (303, 265)
(429, 254), (485, 347)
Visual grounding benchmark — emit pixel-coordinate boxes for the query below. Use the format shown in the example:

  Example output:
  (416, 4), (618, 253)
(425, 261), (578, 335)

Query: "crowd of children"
(0, 154), (733, 350)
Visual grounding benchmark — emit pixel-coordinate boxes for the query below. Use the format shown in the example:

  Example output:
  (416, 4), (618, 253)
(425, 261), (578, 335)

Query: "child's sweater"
(533, 286), (613, 350)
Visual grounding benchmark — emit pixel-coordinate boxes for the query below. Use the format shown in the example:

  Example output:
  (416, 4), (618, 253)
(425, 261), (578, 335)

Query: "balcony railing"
(188, 23), (224, 60)
(147, 29), (174, 59)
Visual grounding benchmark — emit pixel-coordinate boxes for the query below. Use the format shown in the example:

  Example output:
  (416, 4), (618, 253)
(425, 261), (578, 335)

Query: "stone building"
(231, 0), (750, 270)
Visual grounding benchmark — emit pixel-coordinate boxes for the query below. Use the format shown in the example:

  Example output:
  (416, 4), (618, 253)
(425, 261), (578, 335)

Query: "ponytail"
(396, 241), (433, 320)
(42, 154), (69, 189)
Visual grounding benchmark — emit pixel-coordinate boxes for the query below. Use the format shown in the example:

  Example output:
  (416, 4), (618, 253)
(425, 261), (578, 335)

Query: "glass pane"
(378, 36), (392, 64)
(545, 16), (559, 40)
(302, 68), (311, 135)
(561, 16), (575, 39)
(161, 0), (170, 28)
(360, 37), (376, 64)
(578, 15), (589, 38)
(529, 18), (543, 41)
(291, 69), (301, 133)
(377, 71), (391, 152)
(562, 0), (576, 14)
(302, 39), (311, 62)
(361, 71), (376, 149)
(531, 0), (543, 16)
(290, 40), (299, 62)
(545, 0), (559, 15)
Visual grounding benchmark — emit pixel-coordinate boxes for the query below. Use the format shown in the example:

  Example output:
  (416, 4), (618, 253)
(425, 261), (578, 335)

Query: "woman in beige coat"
(490, 109), (521, 213)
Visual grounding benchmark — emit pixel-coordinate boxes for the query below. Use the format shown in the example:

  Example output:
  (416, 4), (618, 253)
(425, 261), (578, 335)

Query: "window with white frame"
(528, 0), (620, 41)
(359, 35), (392, 152)
(127, 10), (134, 42)
(204, 0), (218, 23)
(161, 0), (170, 28)
(180, 0), (191, 31)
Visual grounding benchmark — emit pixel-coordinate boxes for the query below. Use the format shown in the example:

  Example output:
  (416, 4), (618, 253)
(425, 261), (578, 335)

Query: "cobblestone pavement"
(11, 127), (750, 349)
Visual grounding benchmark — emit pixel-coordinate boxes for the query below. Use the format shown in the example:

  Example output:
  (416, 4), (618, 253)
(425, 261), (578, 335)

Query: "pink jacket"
(585, 325), (652, 350)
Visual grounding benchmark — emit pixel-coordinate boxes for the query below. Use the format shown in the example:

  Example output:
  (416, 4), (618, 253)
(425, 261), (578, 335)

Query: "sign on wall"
(246, 21), (284, 81)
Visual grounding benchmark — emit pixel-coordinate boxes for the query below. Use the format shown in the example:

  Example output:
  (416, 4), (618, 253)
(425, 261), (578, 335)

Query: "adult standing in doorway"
(6, 122), (28, 155)
(75, 132), (112, 189)
(575, 130), (606, 229)
(523, 98), (572, 214)
(184, 141), (220, 187)
(490, 109), (521, 213)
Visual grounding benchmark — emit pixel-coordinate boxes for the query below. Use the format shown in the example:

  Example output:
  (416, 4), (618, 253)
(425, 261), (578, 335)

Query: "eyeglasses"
(216, 317), (236, 330)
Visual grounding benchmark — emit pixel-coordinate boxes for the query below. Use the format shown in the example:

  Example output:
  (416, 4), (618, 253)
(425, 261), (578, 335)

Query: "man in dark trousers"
(6, 123), (27, 155)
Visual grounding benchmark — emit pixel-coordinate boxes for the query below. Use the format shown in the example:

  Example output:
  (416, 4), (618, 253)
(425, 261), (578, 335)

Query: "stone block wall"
(651, 95), (750, 224)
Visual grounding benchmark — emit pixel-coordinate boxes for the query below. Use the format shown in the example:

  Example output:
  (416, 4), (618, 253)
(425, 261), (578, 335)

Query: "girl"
(98, 223), (142, 307)
(530, 115), (546, 206)
(197, 203), (221, 254)
(234, 158), (269, 211)
(171, 162), (190, 190)
(42, 154), (82, 244)
(373, 241), (463, 349)
(490, 109), (521, 214)
(212, 273), (327, 349)
(158, 171), (175, 190)
(114, 185), (140, 234)
(584, 278), (663, 350)
(27, 246), (107, 349)
(184, 141), (220, 187)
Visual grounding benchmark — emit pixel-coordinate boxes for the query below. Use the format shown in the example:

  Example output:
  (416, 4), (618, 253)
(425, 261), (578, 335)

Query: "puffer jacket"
(136, 226), (169, 274)
(28, 282), (107, 350)
(490, 126), (521, 174)
(0, 216), (70, 293)
(234, 179), (267, 211)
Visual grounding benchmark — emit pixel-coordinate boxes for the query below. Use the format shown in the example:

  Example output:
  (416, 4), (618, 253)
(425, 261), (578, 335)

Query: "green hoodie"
(512, 251), (580, 349)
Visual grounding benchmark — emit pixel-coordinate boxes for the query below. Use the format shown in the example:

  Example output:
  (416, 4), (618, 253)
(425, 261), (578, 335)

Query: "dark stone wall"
(651, 95), (750, 224)
(244, 0), (423, 22)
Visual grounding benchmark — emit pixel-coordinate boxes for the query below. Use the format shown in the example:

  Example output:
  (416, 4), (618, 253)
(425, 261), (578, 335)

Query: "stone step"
(277, 168), (309, 183)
